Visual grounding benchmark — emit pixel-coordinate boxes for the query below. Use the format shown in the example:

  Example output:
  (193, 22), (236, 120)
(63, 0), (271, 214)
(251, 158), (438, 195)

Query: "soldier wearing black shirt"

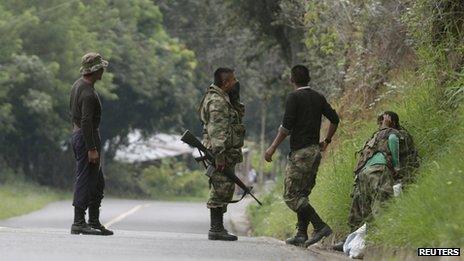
(69, 53), (112, 236)
(265, 65), (339, 247)
(70, 79), (102, 152)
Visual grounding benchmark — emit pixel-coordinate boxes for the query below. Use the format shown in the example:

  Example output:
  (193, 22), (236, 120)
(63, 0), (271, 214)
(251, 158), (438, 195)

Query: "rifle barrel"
(249, 192), (263, 206)
(181, 129), (263, 205)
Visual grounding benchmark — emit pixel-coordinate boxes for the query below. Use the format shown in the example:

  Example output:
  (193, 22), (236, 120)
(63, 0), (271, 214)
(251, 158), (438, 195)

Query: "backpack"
(397, 127), (420, 183)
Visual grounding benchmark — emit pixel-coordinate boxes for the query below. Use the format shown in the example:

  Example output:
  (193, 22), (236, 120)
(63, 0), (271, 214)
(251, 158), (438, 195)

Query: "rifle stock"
(181, 130), (262, 205)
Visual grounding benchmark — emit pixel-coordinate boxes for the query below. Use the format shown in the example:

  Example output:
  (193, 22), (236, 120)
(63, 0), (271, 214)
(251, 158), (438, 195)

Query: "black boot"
(285, 207), (309, 246)
(88, 205), (114, 236)
(304, 204), (333, 247)
(71, 207), (101, 235)
(304, 224), (333, 247)
(332, 240), (345, 252)
(208, 207), (237, 241)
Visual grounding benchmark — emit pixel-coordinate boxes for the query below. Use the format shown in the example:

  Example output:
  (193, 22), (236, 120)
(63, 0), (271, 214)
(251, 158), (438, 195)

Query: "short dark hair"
(214, 67), (234, 87)
(291, 65), (310, 86)
(383, 111), (400, 129)
(377, 114), (384, 125)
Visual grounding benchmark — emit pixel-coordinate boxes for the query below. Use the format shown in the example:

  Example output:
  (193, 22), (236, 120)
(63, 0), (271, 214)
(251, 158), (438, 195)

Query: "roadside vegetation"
(0, 0), (462, 250)
(248, 0), (464, 252)
(106, 159), (209, 201)
(0, 169), (66, 220)
(249, 67), (464, 248)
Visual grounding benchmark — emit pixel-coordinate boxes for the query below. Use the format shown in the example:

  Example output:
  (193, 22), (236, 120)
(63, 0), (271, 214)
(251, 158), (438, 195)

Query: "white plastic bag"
(343, 223), (367, 259)
(393, 183), (402, 197)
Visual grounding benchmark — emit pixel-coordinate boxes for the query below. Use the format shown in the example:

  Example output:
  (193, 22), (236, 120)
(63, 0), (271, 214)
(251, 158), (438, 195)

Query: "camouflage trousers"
(348, 164), (394, 231)
(284, 145), (322, 212)
(207, 164), (236, 209)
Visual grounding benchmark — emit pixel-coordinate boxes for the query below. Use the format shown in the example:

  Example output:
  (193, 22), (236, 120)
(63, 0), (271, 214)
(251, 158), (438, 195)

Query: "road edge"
(228, 197), (350, 260)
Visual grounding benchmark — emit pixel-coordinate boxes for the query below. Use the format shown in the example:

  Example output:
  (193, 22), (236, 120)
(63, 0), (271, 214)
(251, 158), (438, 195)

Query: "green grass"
(369, 106), (464, 248)
(0, 181), (66, 220)
(248, 67), (464, 249)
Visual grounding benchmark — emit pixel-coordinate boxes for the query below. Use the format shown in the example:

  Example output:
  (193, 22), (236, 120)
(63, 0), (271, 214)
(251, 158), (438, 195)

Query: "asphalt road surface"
(0, 199), (334, 261)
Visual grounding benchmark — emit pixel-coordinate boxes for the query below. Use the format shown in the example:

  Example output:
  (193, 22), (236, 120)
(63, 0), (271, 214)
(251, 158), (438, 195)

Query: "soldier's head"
(290, 65), (311, 88)
(377, 114), (384, 129)
(380, 111), (400, 129)
(80, 52), (108, 81)
(214, 67), (237, 93)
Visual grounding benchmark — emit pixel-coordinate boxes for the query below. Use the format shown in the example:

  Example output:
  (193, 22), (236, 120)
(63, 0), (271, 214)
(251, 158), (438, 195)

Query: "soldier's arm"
(206, 95), (230, 165)
(80, 93), (97, 151)
(320, 96), (340, 150)
(280, 92), (297, 135)
(265, 94), (295, 162)
(388, 133), (400, 170)
(321, 96), (340, 125)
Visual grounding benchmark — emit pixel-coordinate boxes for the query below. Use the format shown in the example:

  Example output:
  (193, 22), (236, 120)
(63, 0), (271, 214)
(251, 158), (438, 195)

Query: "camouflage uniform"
(348, 127), (399, 231)
(284, 145), (322, 212)
(348, 165), (394, 230)
(199, 84), (245, 209)
(397, 128), (419, 184)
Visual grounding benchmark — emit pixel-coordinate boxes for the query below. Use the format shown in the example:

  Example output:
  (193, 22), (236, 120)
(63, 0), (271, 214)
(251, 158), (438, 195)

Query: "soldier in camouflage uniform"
(265, 65), (340, 248)
(376, 113), (419, 185)
(199, 68), (245, 241)
(396, 126), (420, 185)
(334, 112), (420, 251)
(347, 112), (402, 230)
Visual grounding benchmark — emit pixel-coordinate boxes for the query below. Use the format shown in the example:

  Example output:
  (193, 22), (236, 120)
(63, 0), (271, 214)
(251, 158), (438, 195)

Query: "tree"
(0, 0), (199, 187)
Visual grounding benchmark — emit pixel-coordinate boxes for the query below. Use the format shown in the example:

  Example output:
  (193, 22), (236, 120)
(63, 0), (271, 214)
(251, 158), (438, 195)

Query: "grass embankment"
(248, 68), (464, 249)
(0, 181), (66, 220)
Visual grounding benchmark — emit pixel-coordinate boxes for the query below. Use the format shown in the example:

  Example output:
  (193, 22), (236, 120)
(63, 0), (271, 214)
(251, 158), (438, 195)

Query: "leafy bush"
(105, 159), (208, 200)
(139, 159), (208, 199)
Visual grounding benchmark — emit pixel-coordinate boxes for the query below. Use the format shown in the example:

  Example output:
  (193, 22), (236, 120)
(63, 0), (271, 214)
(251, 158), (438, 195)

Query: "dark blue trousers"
(71, 129), (105, 209)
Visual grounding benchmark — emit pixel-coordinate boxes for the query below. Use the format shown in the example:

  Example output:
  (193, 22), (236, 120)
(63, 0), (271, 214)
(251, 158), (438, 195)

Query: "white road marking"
(104, 204), (150, 228)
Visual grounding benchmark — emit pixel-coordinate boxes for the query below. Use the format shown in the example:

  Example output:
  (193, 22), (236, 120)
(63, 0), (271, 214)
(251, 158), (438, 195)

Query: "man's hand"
(264, 146), (276, 162)
(319, 141), (329, 152)
(88, 149), (99, 164)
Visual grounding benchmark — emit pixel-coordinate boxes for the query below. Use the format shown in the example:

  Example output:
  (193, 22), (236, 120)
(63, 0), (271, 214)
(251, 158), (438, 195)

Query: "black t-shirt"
(69, 78), (102, 150)
(281, 86), (339, 151)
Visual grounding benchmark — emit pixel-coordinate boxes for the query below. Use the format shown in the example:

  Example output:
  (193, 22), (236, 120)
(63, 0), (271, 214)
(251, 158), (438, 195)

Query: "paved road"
(0, 199), (334, 261)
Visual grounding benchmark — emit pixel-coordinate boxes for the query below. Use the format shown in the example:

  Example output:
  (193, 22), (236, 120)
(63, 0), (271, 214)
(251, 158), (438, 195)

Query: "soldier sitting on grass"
(333, 111), (419, 251)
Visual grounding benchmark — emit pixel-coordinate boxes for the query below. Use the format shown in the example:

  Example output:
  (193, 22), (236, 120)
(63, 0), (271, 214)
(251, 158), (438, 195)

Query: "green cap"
(80, 52), (108, 75)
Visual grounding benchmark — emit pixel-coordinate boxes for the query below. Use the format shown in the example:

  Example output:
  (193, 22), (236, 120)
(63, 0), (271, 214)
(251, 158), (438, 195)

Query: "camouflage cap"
(79, 52), (109, 75)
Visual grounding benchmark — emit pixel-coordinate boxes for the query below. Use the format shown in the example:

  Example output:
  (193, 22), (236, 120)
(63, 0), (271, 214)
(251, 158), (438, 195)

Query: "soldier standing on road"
(69, 53), (113, 236)
(265, 65), (340, 247)
(199, 68), (245, 241)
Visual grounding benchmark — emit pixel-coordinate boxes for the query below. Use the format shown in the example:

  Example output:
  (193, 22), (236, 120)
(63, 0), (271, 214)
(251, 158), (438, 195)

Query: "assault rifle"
(181, 130), (262, 206)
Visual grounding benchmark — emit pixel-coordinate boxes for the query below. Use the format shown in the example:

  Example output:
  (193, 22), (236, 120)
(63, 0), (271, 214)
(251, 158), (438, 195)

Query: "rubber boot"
(304, 224), (333, 247)
(208, 207), (237, 241)
(332, 240), (345, 252)
(285, 207), (309, 246)
(304, 204), (333, 247)
(71, 207), (101, 235)
(88, 206), (114, 236)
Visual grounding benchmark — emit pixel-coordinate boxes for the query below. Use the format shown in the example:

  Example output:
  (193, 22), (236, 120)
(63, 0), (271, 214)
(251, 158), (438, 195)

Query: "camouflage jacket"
(354, 127), (400, 174)
(199, 85), (245, 165)
(397, 128), (420, 183)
